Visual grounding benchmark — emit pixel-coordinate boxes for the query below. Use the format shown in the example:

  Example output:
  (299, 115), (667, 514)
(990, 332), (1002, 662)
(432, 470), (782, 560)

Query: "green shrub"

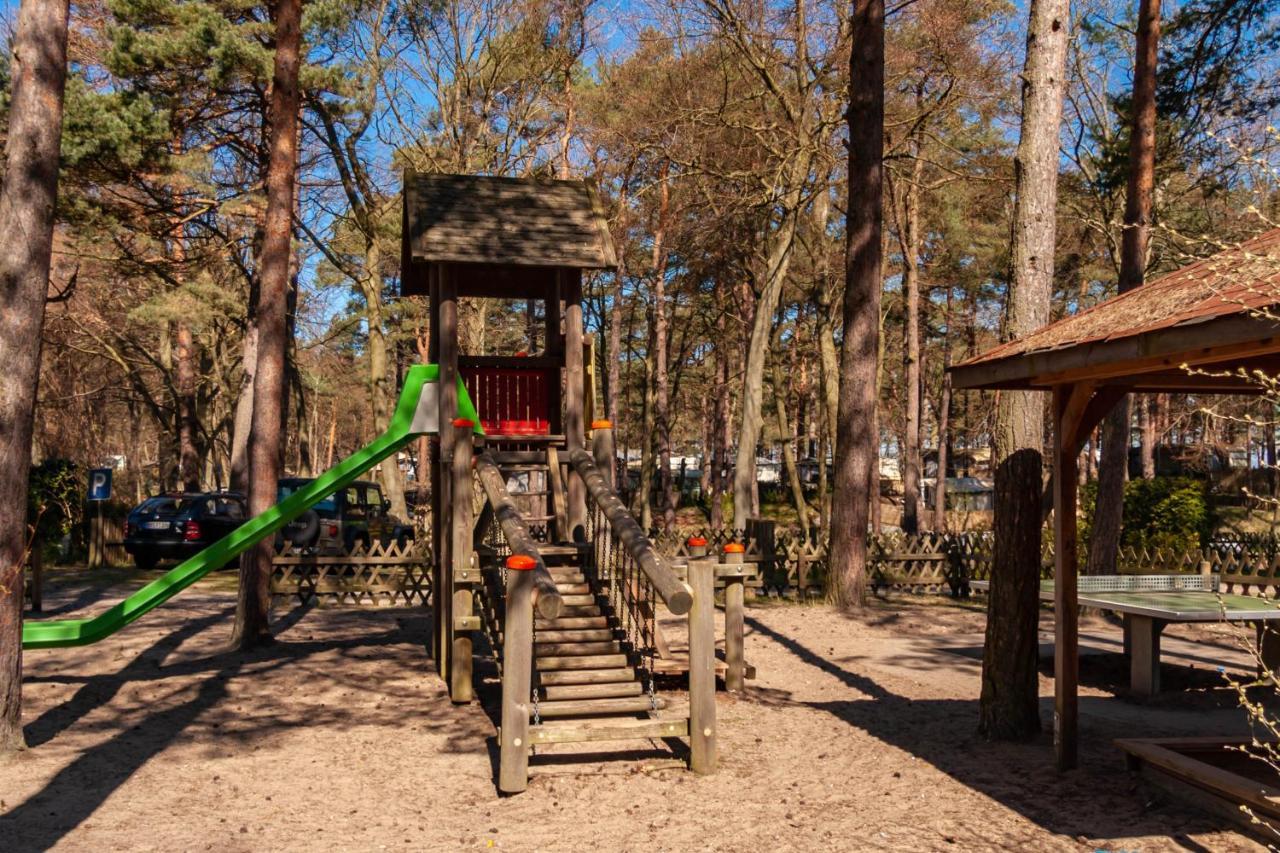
(28, 459), (84, 556)
(1080, 476), (1212, 554)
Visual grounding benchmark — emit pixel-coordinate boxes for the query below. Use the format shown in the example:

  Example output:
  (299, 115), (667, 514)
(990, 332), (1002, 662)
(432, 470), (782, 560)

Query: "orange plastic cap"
(452, 417), (475, 429)
(723, 543), (745, 554)
(687, 536), (708, 547)
(506, 554), (537, 571)
(592, 419), (613, 430)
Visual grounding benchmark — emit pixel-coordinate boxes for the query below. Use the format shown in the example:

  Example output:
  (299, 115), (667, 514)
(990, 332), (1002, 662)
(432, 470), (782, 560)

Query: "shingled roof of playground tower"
(951, 227), (1280, 392)
(402, 172), (617, 269)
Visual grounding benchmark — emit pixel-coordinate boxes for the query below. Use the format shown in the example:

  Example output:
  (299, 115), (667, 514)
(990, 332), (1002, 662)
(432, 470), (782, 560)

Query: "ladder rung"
(529, 716), (688, 744)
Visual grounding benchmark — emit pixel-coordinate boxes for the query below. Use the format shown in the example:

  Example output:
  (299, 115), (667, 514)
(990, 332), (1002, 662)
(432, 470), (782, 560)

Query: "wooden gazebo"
(952, 228), (1280, 769)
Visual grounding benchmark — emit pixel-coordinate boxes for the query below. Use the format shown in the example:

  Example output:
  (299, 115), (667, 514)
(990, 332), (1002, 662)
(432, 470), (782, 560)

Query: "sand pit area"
(1, 576), (1271, 851)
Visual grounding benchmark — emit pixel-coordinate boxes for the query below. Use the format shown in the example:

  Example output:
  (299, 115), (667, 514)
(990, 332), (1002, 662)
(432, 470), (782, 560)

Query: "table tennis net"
(1074, 574), (1218, 594)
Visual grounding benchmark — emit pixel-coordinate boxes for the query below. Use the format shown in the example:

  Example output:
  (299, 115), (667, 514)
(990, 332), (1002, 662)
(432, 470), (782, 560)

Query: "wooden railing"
(572, 438), (716, 775)
(473, 451), (563, 793)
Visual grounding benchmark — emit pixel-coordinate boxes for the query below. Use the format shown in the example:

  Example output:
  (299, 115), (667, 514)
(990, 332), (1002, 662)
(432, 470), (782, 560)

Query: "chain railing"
(585, 498), (660, 709)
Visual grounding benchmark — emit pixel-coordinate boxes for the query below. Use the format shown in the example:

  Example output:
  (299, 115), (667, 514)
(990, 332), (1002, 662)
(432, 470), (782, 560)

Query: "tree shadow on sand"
(4, 605), (488, 851)
(745, 614), (1236, 852)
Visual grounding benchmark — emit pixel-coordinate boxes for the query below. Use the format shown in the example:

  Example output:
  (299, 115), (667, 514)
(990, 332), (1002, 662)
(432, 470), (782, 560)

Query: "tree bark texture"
(893, 153), (924, 534)
(978, 0), (1069, 739)
(732, 177), (805, 532)
(1088, 0), (1159, 576)
(232, 0), (303, 650)
(651, 165), (676, 529)
(829, 0), (883, 609)
(0, 0), (71, 756)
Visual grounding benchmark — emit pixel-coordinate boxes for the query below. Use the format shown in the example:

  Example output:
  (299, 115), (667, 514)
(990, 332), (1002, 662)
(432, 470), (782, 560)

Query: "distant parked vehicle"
(124, 492), (247, 570)
(276, 477), (411, 553)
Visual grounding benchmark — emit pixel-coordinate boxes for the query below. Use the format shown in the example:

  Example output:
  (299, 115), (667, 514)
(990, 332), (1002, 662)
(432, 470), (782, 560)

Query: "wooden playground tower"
(400, 174), (750, 792)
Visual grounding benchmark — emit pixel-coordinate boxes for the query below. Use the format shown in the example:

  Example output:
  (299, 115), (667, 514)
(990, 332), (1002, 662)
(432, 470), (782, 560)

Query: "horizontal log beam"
(567, 448), (693, 615)
(474, 452), (563, 620)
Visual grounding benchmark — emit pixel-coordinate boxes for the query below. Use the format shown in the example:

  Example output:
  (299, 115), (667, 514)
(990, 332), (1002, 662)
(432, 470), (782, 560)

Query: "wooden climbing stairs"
(472, 435), (712, 791)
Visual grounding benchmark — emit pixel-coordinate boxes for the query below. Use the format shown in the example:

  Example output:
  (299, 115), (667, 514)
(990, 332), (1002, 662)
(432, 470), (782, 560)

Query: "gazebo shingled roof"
(952, 228), (1280, 393)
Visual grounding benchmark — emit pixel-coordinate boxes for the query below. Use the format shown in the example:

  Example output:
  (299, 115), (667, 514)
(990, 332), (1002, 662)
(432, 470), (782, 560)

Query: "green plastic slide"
(23, 364), (481, 650)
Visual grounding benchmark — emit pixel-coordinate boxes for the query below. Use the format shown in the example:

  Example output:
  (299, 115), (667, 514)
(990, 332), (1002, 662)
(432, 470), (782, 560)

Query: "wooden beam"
(1053, 384), (1081, 771)
(562, 269), (588, 537)
(436, 267), (458, 690)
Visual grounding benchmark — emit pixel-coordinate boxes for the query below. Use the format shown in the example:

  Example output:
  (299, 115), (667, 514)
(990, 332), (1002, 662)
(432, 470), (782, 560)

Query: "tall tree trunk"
(171, 134), (201, 493)
(1140, 394), (1156, 478)
(1088, 0), (1160, 575)
(231, 0), (303, 650)
(771, 339), (811, 538)
(0, 0), (71, 757)
(651, 165), (676, 529)
(230, 310), (258, 492)
(361, 239), (407, 519)
(635, 316), (657, 529)
(892, 152), (925, 534)
(606, 181), (628, 432)
(829, 0), (883, 609)
(935, 379), (952, 532)
(710, 312), (730, 531)
(978, 0), (1069, 740)
(732, 187), (804, 531)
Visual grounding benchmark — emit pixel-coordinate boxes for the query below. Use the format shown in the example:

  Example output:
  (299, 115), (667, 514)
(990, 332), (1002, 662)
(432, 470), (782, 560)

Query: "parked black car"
(277, 477), (412, 553)
(124, 492), (247, 570)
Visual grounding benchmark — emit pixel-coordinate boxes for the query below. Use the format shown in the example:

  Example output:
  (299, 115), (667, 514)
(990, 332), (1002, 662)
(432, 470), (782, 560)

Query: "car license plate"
(144, 521), (170, 530)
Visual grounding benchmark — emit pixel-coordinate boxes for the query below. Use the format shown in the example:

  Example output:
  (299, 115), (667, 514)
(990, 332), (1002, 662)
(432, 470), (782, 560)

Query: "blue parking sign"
(88, 468), (112, 502)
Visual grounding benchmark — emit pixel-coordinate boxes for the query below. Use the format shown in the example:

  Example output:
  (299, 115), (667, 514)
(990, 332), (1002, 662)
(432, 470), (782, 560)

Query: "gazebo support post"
(1051, 382), (1122, 770)
(1052, 384), (1082, 770)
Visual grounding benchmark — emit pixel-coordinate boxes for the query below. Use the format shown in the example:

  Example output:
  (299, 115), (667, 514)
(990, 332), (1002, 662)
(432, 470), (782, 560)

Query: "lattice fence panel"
(271, 539), (432, 608)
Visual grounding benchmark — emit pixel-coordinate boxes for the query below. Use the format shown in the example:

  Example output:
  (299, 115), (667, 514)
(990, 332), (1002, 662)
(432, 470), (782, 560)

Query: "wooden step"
(547, 575), (586, 587)
(532, 696), (668, 718)
(538, 667), (635, 686)
(550, 583), (589, 597)
(541, 681), (642, 701)
(558, 594), (596, 606)
(555, 605), (603, 618)
(529, 716), (689, 745)
(536, 616), (609, 630)
(540, 545), (588, 557)
(535, 640), (622, 656)
(537, 653), (628, 670)
(534, 628), (614, 643)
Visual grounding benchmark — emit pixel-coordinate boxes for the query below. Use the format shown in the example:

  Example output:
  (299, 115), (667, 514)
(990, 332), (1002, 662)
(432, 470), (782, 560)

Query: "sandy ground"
(1, 575), (1275, 852)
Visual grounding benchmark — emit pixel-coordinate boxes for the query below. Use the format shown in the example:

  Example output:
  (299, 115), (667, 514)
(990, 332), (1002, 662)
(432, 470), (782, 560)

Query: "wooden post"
(1128, 615), (1163, 696)
(592, 420), (615, 491)
(1053, 384), (1081, 771)
(436, 266), (458, 686)
(499, 558), (535, 794)
(88, 504), (104, 569)
(722, 545), (746, 693)
(563, 270), (587, 539)
(428, 265), (442, 663)
(450, 417), (475, 703)
(688, 557), (717, 774)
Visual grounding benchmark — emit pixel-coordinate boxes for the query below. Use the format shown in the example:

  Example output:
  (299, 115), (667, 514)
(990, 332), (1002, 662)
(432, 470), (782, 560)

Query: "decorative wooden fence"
(270, 540), (432, 608)
(650, 524), (1280, 598)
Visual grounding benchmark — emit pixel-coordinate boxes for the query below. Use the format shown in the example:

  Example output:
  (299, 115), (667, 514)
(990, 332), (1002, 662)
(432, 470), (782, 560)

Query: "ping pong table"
(971, 574), (1280, 696)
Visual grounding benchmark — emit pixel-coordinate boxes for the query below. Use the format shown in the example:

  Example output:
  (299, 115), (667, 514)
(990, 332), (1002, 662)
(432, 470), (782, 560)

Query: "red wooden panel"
(460, 366), (553, 435)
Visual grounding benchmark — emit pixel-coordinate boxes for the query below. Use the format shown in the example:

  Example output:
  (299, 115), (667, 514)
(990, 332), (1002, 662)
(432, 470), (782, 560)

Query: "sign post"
(88, 468), (112, 568)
